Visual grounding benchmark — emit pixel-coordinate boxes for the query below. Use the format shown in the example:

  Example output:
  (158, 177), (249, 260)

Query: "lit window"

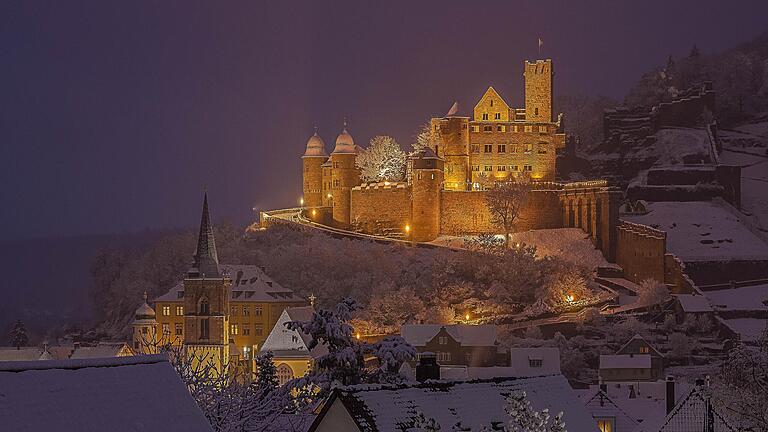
(484, 144), (493, 153)
(498, 125), (506, 132)
(524, 125), (533, 133)
(639, 346), (649, 354)
(162, 323), (170, 335)
(497, 165), (506, 172)
(162, 306), (170, 316)
(471, 125), (480, 132)
(597, 418), (614, 432)
(513, 125), (519, 132)
(538, 125), (547, 133)
(525, 144), (533, 153)
(175, 323), (183, 336)
(243, 346), (252, 360)
(277, 363), (294, 386)
(176, 306), (184, 316)
(483, 125), (493, 132)
(438, 336), (448, 345)
(482, 113), (489, 120)
(494, 112), (501, 120)
(497, 144), (506, 153)
(484, 166), (492, 172)
(230, 324), (239, 335)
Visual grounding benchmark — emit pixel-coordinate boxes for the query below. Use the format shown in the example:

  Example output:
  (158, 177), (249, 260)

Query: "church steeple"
(189, 193), (220, 278)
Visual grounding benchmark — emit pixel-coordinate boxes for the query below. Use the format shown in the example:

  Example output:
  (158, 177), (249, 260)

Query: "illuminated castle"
(299, 59), (621, 260)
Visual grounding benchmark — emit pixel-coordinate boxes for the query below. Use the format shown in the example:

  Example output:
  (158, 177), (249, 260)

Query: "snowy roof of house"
(600, 354), (652, 369)
(155, 264), (303, 303)
(674, 294), (713, 313)
(69, 342), (130, 359)
(400, 324), (497, 347)
(704, 283), (768, 312)
(0, 354), (212, 432)
(617, 334), (664, 357)
(309, 374), (599, 432)
(581, 390), (639, 432)
(0, 347), (50, 362)
(635, 386), (737, 432)
(260, 307), (328, 359)
(721, 318), (768, 342)
(508, 347), (561, 377)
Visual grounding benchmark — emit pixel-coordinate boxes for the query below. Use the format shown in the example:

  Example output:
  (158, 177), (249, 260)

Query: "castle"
(300, 59), (622, 260)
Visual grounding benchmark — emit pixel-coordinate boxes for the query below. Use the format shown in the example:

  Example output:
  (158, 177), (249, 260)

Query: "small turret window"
(199, 298), (210, 315)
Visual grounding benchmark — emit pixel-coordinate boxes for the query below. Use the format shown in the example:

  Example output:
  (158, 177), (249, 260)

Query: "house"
(581, 390), (639, 432)
(308, 374), (599, 432)
(509, 347), (561, 377)
(673, 294), (714, 323)
(0, 354), (212, 432)
(599, 354), (653, 382)
(635, 380), (737, 432)
(0, 346), (57, 362)
(259, 306), (328, 385)
(400, 324), (507, 366)
(615, 334), (664, 380)
(70, 342), (133, 359)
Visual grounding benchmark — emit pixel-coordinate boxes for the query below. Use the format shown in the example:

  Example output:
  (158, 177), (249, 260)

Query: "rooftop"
(400, 324), (497, 347)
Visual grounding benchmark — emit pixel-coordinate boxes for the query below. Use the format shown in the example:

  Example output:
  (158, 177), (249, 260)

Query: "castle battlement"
(352, 181), (408, 191)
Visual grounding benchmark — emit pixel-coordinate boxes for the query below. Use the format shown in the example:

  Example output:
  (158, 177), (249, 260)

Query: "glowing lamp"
(405, 224), (411, 233)
(312, 209), (317, 217)
(299, 197), (304, 206)
(327, 193), (332, 199)
(355, 333), (361, 340)
(465, 313), (470, 321)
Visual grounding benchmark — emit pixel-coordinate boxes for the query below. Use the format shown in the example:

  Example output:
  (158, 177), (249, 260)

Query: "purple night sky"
(2, 0), (767, 239)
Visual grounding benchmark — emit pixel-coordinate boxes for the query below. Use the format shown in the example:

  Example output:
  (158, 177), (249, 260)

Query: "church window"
(162, 323), (170, 335)
(497, 165), (506, 172)
(162, 306), (170, 316)
(255, 324), (263, 335)
(494, 112), (501, 120)
(497, 144), (506, 153)
(471, 125), (480, 133)
(176, 306), (183, 316)
(482, 113), (489, 120)
(254, 305), (263, 316)
(277, 363), (294, 386)
(484, 165), (492, 172)
(200, 319), (210, 339)
(538, 125), (547, 133)
(199, 298), (209, 315)
(484, 144), (492, 153)
(483, 125), (493, 132)
(230, 324), (239, 335)
(497, 125), (506, 132)
(524, 125), (533, 132)
(175, 323), (183, 336)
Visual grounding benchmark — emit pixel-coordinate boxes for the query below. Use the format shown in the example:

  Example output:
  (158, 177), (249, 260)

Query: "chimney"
(628, 384), (636, 399)
(416, 352), (440, 382)
(599, 378), (607, 393)
(666, 376), (676, 414)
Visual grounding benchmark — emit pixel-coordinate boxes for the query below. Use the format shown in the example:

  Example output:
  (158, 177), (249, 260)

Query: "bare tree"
(485, 180), (530, 248)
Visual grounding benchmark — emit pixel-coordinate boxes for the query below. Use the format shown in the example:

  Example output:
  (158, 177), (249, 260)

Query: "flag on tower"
(538, 37), (543, 54)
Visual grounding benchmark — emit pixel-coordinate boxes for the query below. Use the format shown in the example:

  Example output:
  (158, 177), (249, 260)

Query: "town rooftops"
(400, 324), (497, 347)
(600, 354), (652, 369)
(308, 374), (599, 432)
(156, 264), (302, 303)
(69, 342), (132, 359)
(0, 354), (212, 432)
(674, 294), (714, 313)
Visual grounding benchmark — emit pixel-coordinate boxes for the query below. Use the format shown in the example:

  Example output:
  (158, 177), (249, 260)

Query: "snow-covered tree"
(636, 278), (670, 311)
(719, 325), (768, 430)
(412, 123), (436, 153)
(410, 409), (441, 431)
(356, 135), (407, 182)
(668, 332), (692, 361)
(505, 390), (566, 432)
(9, 319), (29, 349)
(485, 180), (530, 248)
(255, 351), (278, 391)
(371, 335), (416, 383)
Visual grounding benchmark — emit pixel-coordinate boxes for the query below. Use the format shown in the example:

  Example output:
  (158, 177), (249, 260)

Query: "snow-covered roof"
(400, 324), (497, 347)
(309, 375), (599, 432)
(581, 390), (639, 432)
(600, 354), (652, 369)
(637, 386), (737, 432)
(674, 294), (713, 313)
(303, 131), (328, 158)
(0, 354), (212, 431)
(721, 318), (768, 342)
(617, 334), (664, 357)
(0, 347), (50, 362)
(69, 342), (131, 359)
(332, 126), (356, 154)
(508, 347), (561, 377)
(155, 264), (302, 303)
(260, 307), (328, 359)
(704, 283), (768, 312)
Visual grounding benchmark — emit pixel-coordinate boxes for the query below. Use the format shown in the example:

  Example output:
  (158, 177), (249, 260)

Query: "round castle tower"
(131, 292), (158, 354)
(330, 122), (360, 227)
(411, 147), (444, 242)
(302, 128), (327, 208)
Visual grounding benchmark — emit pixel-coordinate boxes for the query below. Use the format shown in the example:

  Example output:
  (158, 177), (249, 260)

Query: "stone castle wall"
(350, 183), (411, 236)
(615, 220), (667, 284)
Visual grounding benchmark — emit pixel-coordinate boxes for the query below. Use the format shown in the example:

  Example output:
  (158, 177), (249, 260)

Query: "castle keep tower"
(429, 115), (469, 191)
(184, 193), (230, 371)
(524, 59), (553, 123)
(411, 148), (444, 242)
(330, 123), (360, 227)
(302, 129), (327, 208)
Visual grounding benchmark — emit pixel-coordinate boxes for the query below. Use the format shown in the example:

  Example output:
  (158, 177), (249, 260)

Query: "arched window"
(276, 363), (294, 386)
(199, 297), (209, 315)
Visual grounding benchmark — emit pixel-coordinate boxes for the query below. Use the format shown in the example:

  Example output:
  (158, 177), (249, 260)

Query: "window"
(511, 145), (517, 153)
(471, 165), (480, 172)
(243, 346), (252, 360)
(437, 352), (451, 362)
(484, 166), (492, 172)
(511, 165), (519, 171)
(276, 363), (294, 386)
(254, 305), (263, 316)
(438, 336), (448, 345)
(538, 146), (548, 154)
(497, 165), (506, 172)
(534, 107), (539, 116)
(230, 306), (238, 316)
(596, 418), (614, 432)
(200, 318), (210, 339)
(538, 125), (547, 133)
(483, 125), (493, 132)
(242, 306), (249, 316)
(162, 323), (170, 335)
(162, 306), (170, 316)
(332, 179), (340, 187)
(242, 324), (250, 335)
(489, 99), (494, 107)
(494, 112), (501, 120)
(497, 144), (506, 153)
(513, 125), (519, 132)
(639, 346), (650, 354)
(471, 125), (480, 132)
(525, 144), (533, 153)
(199, 298), (209, 315)
(529, 358), (543, 368)
(230, 324), (239, 335)
(523, 165), (532, 172)
(471, 144), (480, 154)
(524, 125), (533, 132)
(141, 327), (148, 335)
(176, 306), (184, 316)
(255, 324), (263, 335)
(482, 113), (488, 120)
(497, 125), (506, 132)
(484, 144), (493, 153)
(175, 323), (183, 336)
(465, 352), (473, 363)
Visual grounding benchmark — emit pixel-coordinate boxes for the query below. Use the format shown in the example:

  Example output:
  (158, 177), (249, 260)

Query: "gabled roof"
(582, 390), (639, 431)
(674, 294), (713, 313)
(309, 374), (599, 432)
(156, 264), (303, 303)
(0, 355), (212, 432)
(69, 342), (131, 359)
(260, 307), (328, 360)
(473, 86), (510, 112)
(638, 386), (737, 432)
(600, 354), (651, 369)
(400, 324), (497, 347)
(617, 334), (664, 358)
(0, 347), (50, 362)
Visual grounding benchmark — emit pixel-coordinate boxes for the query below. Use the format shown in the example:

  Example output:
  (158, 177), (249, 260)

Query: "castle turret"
(330, 122), (361, 227)
(411, 147), (444, 242)
(524, 59), (553, 123)
(131, 291), (158, 354)
(302, 128), (327, 209)
(430, 109), (470, 191)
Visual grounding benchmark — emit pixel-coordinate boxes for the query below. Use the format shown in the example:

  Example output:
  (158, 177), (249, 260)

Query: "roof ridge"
(0, 354), (168, 373)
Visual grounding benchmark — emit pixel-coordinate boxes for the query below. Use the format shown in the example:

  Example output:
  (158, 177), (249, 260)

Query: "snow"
(400, 324), (497, 347)
(260, 307), (328, 359)
(509, 347), (561, 376)
(69, 342), (130, 359)
(317, 375), (599, 431)
(720, 143), (768, 235)
(0, 347), (50, 362)
(721, 318), (768, 342)
(704, 283), (768, 311)
(625, 201), (768, 261)
(674, 294), (714, 313)
(599, 354), (652, 369)
(0, 354), (212, 431)
(432, 228), (610, 269)
(644, 128), (713, 166)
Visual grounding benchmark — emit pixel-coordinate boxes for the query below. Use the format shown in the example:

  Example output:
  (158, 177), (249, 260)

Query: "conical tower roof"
(189, 193), (220, 278)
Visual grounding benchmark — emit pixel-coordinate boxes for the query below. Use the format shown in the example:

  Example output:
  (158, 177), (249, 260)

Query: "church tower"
(183, 193), (231, 372)
(131, 292), (158, 354)
(302, 128), (327, 209)
(411, 147), (444, 242)
(330, 121), (361, 228)
(524, 59), (553, 123)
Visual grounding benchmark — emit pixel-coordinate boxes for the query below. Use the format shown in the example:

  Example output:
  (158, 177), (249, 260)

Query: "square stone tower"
(524, 59), (553, 123)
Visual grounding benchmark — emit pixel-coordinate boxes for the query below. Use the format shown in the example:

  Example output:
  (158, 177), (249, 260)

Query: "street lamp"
(299, 197), (304, 207)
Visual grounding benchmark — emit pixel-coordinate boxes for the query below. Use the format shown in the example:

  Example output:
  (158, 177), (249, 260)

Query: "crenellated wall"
(615, 220), (667, 284)
(349, 183), (411, 237)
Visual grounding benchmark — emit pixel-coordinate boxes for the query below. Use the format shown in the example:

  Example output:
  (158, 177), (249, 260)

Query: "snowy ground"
(704, 283), (768, 312)
(720, 124), (768, 235)
(646, 127), (713, 166)
(431, 228), (610, 270)
(625, 201), (768, 261)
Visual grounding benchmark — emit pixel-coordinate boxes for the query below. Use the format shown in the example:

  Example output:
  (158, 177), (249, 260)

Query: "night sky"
(2, 1), (767, 240)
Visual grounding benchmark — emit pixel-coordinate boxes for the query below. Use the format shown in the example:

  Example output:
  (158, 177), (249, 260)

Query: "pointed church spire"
(190, 192), (220, 278)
